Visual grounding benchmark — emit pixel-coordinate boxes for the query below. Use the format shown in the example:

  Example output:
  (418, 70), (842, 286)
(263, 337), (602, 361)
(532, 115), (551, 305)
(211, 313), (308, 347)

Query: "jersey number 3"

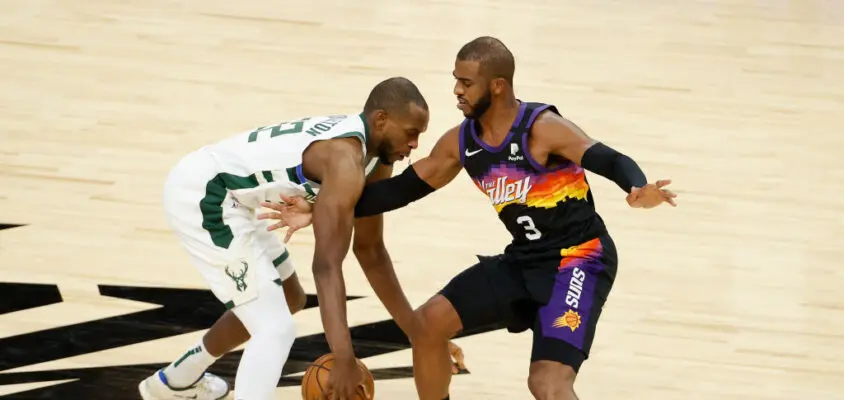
(516, 215), (542, 241)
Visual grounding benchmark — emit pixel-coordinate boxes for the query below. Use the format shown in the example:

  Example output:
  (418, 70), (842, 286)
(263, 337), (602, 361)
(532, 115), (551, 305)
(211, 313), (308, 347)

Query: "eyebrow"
(453, 72), (471, 82)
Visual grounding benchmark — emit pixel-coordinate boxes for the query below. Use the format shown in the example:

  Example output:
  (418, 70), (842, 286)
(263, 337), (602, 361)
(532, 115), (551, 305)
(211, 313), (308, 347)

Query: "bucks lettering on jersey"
(201, 113), (379, 212)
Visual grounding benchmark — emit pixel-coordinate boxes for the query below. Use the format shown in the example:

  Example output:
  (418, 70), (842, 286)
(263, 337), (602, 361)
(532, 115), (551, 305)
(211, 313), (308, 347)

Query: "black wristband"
(354, 165), (435, 217)
(581, 142), (647, 193)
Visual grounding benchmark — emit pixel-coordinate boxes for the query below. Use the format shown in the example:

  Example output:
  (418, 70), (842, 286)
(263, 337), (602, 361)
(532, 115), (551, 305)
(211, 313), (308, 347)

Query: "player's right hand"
(258, 194), (314, 243)
(326, 356), (370, 400)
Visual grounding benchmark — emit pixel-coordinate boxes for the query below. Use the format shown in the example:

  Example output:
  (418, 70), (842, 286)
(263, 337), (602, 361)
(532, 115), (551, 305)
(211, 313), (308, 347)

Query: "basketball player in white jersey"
(139, 77), (432, 400)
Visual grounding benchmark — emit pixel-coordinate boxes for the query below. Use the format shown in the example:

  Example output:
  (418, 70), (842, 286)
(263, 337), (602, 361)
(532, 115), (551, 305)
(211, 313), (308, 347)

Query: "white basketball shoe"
(139, 369), (230, 400)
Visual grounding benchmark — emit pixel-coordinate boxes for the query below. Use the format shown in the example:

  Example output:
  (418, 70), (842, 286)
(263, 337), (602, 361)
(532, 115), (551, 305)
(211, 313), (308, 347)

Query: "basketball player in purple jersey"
(262, 36), (676, 400)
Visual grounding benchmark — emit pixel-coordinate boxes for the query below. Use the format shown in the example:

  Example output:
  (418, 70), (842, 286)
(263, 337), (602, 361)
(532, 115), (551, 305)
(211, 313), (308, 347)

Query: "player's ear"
(374, 110), (388, 131)
(491, 78), (506, 95)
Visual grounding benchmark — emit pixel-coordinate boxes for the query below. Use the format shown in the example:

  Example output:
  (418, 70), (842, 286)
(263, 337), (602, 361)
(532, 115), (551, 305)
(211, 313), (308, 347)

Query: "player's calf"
(139, 276), (305, 400)
(527, 360), (578, 400)
(411, 295), (463, 400)
(231, 280), (297, 400)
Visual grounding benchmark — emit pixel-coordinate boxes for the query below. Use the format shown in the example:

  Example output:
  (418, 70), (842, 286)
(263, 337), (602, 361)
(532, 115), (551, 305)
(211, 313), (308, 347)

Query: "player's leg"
(201, 250), (305, 357)
(140, 152), (298, 400)
(229, 228), (301, 400)
(152, 252), (303, 397)
(527, 337), (583, 400)
(156, 256), (299, 400)
(411, 295), (461, 400)
(149, 272), (298, 400)
(230, 279), (296, 400)
(413, 255), (525, 400)
(526, 237), (617, 400)
(139, 152), (232, 400)
(169, 270), (305, 375)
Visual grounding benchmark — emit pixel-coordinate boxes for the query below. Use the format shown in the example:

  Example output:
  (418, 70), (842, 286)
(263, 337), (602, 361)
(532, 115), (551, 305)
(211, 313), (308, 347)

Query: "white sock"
(162, 339), (219, 388)
(232, 280), (297, 400)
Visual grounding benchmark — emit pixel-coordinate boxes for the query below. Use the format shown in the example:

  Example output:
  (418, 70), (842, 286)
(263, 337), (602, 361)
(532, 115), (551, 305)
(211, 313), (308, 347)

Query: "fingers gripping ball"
(301, 353), (375, 400)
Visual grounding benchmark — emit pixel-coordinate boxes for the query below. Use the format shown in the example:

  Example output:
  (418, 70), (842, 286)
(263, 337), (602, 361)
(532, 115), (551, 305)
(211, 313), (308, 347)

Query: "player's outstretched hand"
(626, 179), (678, 209)
(258, 194), (314, 243)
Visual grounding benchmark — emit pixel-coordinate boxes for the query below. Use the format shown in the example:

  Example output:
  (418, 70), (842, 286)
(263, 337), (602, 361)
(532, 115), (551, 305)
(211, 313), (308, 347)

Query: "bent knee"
(256, 308), (296, 340)
(527, 361), (576, 400)
(235, 284), (297, 339)
(414, 295), (462, 340)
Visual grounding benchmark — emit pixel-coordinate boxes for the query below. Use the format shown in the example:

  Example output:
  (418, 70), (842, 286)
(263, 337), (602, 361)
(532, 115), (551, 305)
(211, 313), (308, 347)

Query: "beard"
(466, 90), (492, 119)
(376, 140), (395, 165)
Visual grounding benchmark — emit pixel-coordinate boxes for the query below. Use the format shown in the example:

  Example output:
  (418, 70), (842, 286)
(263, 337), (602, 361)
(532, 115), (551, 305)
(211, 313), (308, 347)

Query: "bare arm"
(408, 125), (463, 189)
(531, 112), (647, 193)
(302, 137), (367, 362)
(353, 126), (463, 217)
(351, 163), (420, 338)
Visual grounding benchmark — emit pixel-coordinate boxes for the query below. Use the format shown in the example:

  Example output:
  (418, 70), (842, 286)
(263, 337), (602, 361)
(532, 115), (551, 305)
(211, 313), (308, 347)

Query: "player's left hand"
(449, 341), (468, 374)
(626, 179), (677, 209)
(258, 194), (314, 243)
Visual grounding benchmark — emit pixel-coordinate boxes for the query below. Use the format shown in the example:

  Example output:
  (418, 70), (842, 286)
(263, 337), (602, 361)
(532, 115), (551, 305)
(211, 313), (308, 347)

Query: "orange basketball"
(301, 353), (375, 400)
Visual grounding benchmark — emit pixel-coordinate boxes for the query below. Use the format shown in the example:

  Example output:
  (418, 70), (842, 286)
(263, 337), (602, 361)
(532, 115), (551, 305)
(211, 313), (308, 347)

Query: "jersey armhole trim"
(335, 131), (366, 149)
(365, 157), (381, 179)
(522, 103), (567, 173)
(358, 113), (371, 142)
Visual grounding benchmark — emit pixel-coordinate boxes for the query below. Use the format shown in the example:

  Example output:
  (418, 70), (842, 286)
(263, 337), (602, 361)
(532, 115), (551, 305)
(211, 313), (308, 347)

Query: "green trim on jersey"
(302, 183), (317, 198)
(199, 172), (265, 249)
(358, 113), (370, 143)
(272, 249), (290, 267)
(285, 167), (298, 183)
(285, 165), (317, 200)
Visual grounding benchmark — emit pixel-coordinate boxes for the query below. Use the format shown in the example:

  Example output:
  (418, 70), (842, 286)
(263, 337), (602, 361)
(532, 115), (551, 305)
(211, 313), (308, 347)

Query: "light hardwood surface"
(1, 1), (843, 399)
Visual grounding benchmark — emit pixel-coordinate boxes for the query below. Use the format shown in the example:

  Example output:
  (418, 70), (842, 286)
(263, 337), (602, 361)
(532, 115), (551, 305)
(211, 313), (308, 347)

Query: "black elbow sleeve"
(354, 165), (435, 218)
(581, 142), (647, 193)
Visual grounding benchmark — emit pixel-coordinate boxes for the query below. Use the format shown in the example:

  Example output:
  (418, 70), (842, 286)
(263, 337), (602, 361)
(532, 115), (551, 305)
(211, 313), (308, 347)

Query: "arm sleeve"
(354, 165), (435, 218)
(580, 142), (647, 193)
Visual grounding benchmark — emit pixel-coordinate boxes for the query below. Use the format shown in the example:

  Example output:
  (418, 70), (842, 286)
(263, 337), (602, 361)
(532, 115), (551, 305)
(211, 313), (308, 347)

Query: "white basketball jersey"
(199, 113), (380, 210)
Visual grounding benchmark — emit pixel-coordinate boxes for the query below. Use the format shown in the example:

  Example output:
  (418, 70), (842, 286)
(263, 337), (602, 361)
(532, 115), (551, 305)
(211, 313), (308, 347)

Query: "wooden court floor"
(2, 0), (843, 399)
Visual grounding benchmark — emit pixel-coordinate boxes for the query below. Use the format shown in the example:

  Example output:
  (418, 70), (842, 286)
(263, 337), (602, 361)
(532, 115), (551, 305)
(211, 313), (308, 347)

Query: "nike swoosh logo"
(465, 148), (483, 157)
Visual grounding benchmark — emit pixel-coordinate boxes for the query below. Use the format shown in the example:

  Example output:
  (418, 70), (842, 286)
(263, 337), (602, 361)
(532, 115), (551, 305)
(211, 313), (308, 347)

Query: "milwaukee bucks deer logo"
(225, 261), (249, 292)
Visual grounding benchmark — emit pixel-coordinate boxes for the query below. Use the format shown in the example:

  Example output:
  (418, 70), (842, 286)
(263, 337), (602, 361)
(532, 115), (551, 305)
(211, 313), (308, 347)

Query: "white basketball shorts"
(162, 149), (295, 309)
